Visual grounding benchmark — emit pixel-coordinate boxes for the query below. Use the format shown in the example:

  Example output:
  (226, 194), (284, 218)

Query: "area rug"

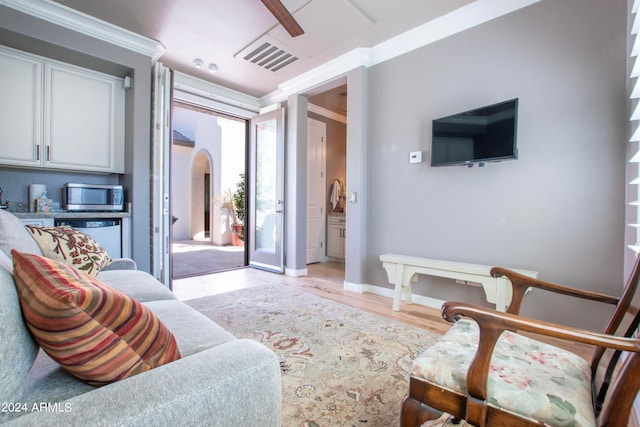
(186, 284), (444, 427)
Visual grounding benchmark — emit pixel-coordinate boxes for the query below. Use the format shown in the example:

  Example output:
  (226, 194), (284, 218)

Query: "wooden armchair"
(401, 256), (640, 427)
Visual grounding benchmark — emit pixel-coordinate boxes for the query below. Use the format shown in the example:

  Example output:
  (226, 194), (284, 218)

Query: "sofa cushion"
(0, 258), (39, 405)
(0, 209), (42, 259)
(0, 244), (13, 272)
(143, 299), (236, 356)
(25, 225), (112, 276)
(11, 250), (181, 386)
(98, 269), (177, 302)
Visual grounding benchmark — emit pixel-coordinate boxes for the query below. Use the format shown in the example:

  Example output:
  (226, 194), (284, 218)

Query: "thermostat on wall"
(409, 151), (423, 164)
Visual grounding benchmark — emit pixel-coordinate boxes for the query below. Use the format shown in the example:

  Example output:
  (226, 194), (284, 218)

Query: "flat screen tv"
(431, 98), (518, 167)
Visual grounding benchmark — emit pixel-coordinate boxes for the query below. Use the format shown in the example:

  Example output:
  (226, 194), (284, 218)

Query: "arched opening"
(190, 151), (215, 241)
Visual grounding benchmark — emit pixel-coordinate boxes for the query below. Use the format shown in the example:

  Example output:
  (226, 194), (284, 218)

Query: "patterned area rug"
(186, 284), (443, 427)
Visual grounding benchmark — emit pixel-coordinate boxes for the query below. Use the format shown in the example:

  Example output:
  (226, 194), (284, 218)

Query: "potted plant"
(231, 174), (245, 246)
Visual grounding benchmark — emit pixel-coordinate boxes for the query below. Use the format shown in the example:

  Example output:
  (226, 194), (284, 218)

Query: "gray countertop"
(13, 211), (131, 219)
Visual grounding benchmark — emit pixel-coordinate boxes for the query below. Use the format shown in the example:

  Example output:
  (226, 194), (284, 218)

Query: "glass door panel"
(249, 108), (284, 272)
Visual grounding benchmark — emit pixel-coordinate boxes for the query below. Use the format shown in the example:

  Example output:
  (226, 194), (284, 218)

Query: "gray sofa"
(0, 210), (282, 426)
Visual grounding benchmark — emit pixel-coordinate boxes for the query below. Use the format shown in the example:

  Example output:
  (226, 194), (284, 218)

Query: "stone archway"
(190, 150), (230, 245)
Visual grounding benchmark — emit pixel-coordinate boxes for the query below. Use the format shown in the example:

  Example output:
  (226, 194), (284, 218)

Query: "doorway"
(306, 84), (347, 283)
(170, 101), (248, 278)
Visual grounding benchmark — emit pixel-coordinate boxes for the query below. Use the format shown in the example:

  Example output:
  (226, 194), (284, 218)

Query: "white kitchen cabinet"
(0, 48), (42, 168)
(0, 45), (125, 173)
(327, 214), (345, 260)
(44, 63), (125, 173)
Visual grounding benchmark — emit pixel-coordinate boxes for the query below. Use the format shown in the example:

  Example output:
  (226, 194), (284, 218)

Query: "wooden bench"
(380, 254), (538, 312)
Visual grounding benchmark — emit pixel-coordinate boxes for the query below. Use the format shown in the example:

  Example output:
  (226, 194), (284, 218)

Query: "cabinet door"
(21, 218), (54, 227)
(327, 218), (346, 259)
(44, 63), (125, 173)
(327, 223), (342, 258)
(0, 48), (42, 167)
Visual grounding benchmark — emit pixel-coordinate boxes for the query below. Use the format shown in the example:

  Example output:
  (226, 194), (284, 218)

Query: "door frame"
(150, 62), (172, 287)
(169, 101), (251, 275)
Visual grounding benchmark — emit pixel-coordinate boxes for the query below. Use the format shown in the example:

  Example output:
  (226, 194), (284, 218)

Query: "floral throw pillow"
(25, 225), (112, 276)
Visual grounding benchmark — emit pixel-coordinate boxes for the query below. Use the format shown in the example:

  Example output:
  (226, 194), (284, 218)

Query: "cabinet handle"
(36, 144), (40, 161)
(46, 146), (50, 161)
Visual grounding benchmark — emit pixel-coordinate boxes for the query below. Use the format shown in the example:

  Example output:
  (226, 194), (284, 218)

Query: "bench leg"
(393, 264), (411, 311)
(477, 277), (508, 312)
(405, 276), (413, 305)
(393, 283), (403, 311)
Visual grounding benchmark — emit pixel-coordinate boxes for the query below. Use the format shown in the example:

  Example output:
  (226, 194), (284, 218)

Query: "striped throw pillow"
(11, 250), (181, 386)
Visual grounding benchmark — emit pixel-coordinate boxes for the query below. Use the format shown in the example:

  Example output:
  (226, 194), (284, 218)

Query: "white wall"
(171, 144), (193, 240)
(365, 0), (627, 330)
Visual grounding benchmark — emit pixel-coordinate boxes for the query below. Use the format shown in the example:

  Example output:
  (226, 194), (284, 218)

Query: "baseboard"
(343, 282), (446, 311)
(285, 267), (308, 277)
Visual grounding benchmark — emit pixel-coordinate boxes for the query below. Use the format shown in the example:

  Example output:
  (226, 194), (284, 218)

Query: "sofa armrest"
(5, 339), (282, 427)
(102, 258), (137, 271)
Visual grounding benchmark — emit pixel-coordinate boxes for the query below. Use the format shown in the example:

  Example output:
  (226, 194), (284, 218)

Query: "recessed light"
(208, 63), (219, 73)
(193, 58), (204, 68)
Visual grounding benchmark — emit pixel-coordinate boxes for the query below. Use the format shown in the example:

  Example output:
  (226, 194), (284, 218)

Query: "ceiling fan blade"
(260, 0), (305, 37)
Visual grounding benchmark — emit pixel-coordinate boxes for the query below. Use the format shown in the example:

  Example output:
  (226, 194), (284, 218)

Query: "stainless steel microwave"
(63, 183), (124, 211)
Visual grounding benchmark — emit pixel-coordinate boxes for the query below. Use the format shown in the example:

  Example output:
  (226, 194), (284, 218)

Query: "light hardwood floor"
(173, 263), (592, 358)
(173, 263), (450, 332)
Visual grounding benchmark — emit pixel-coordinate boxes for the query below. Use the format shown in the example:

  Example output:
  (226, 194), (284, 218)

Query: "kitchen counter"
(14, 211), (131, 219)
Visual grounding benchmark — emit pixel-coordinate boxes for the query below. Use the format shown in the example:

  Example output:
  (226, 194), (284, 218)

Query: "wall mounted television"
(431, 98), (519, 167)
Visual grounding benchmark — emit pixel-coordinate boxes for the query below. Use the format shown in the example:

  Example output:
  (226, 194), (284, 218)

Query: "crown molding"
(260, 0), (542, 107)
(3, 0), (541, 108)
(0, 0), (166, 61)
(370, 0), (541, 66)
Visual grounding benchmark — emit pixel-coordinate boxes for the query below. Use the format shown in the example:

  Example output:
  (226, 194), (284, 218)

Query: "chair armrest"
(440, 301), (640, 403)
(4, 339), (282, 427)
(102, 258), (137, 271)
(490, 267), (619, 314)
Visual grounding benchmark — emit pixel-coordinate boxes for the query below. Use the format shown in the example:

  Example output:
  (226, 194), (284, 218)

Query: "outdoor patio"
(171, 239), (245, 278)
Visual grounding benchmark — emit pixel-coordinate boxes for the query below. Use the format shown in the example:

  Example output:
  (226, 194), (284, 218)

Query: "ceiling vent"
(242, 41), (299, 72)
(236, 34), (305, 73)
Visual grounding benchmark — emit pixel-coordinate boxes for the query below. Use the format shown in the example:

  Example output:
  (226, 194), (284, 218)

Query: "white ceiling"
(48, 0), (490, 98)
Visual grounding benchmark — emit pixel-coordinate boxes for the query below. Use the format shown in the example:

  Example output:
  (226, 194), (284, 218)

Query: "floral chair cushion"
(412, 318), (595, 427)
